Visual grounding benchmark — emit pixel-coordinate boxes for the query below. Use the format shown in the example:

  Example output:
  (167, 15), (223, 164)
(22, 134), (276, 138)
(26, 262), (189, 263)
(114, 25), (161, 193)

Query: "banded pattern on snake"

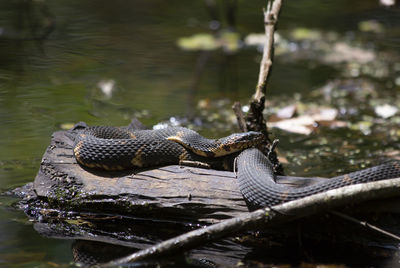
(72, 124), (400, 209)
(72, 125), (263, 171)
(236, 148), (400, 209)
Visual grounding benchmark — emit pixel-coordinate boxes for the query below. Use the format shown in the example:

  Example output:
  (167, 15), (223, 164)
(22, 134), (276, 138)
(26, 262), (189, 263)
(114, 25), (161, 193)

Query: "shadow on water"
(17, 202), (400, 267)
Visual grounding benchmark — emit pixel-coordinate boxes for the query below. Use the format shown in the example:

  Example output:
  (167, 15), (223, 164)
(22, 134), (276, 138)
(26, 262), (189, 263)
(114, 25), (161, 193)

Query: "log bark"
(33, 128), (250, 224)
(33, 124), (331, 224)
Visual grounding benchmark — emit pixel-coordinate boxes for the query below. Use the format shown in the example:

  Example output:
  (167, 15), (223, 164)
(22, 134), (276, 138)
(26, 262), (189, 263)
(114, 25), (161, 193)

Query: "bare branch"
(254, 0), (283, 101)
(331, 211), (400, 241)
(232, 102), (248, 132)
(237, 0), (284, 174)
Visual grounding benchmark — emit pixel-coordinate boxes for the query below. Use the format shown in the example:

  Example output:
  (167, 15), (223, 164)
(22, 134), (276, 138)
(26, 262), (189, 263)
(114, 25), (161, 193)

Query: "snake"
(236, 148), (400, 209)
(72, 124), (264, 171)
(72, 124), (400, 209)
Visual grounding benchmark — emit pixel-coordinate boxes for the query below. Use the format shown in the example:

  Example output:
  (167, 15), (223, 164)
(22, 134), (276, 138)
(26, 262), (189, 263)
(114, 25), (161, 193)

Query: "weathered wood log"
(33, 123), (327, 224)
(33, 126), (250, 224)
(31, 124), (400, 223)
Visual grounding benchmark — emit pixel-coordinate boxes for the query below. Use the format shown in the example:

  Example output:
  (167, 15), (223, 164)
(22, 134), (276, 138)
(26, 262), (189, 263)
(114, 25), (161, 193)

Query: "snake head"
(220, 131), (265, 152)
(167, 130), (264, 157)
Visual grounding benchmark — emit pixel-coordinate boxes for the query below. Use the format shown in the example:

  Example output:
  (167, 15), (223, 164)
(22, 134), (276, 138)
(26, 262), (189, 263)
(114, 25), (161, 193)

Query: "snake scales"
(73, 124), (263, 171)
(72, 124), (400, 209)
(236, 148), (400, 209)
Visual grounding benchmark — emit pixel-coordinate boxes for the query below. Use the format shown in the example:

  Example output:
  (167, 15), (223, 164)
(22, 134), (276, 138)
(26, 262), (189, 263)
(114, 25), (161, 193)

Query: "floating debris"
(290, 28), (322, 41)
(268, 107), (345, 135)
(177, 33), (219, 51)
(323, 42), (375, 64)
(358, 20), (384, 34)
(268, 115), (315, 135)
(177, 32), (240, 52)
(380, 0), (395, 6)
(275, 104), (296, 119)
(97, 79), (116, 98)
(350, 120), (373, 135)
(375, 104), (398, 119)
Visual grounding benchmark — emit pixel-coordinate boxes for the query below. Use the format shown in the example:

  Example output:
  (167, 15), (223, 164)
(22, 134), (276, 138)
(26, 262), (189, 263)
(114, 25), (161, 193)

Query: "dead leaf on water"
(276, 104), (297, 119)
(383, 150), (400, 160)
(268, 107), (346, 135)
(268, 115), (315, 135)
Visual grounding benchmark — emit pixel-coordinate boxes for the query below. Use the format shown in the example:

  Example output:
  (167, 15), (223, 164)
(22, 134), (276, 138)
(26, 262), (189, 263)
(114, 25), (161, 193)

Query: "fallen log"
(32, 122), (325, 224)
(34, 126), (248, 224)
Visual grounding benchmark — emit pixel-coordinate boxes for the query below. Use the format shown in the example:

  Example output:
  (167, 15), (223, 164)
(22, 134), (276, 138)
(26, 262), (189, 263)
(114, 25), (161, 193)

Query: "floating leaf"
(177, 33), (219, 51)
(268, 115), (315, 135)
(177, 32), (240, 52)
(219, 31), (240, 52)
(291, 28), (322, 41)
(358, 20), (384, 34)
(268, 107), (344, 135)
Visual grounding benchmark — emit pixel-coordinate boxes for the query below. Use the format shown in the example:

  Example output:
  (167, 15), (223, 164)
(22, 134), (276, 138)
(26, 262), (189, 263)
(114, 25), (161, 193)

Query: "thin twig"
(254, 0), (283, 101)
(331, 210), (400, 242)
(232, 102), (248, 132)
(100, 177), (400, 267)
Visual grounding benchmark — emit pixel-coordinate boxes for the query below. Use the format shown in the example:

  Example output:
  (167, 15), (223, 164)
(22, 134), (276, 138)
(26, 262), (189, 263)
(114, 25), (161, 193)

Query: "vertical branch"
(254, 0), (282, 101)
(237, 0), (283, 134)
(240, 0), (284, 175)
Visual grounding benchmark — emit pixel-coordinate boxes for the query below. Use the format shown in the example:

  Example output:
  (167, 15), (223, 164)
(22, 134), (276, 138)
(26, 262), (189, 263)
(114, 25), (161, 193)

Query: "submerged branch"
(331, 211), (400, 241)
(101, 177), (400, 267)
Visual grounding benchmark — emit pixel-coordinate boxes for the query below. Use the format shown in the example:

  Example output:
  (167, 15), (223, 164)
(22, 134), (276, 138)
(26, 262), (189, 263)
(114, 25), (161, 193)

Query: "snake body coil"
(72, 124), (400, 209)
(237, 148), (400, 209)
(73, 125), (263, 170)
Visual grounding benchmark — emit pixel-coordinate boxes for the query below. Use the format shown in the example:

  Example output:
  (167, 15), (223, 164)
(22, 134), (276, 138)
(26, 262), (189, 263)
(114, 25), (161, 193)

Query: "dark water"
(0, 0), (399, 266)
